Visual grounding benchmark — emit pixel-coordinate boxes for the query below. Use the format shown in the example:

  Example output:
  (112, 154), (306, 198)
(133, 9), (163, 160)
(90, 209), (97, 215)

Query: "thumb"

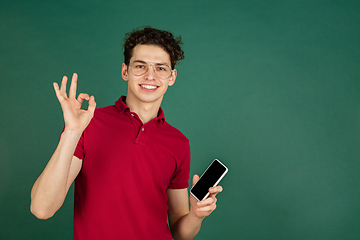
(192, 174), (200, 187)
(87, 96), (96, 115)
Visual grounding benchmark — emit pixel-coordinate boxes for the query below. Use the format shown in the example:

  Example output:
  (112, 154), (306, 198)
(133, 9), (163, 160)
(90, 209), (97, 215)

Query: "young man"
(31, 27), (223, 240)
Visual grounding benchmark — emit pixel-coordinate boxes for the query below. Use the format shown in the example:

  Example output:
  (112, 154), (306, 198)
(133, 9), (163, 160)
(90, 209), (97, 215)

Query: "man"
(31, 27), (223, 240)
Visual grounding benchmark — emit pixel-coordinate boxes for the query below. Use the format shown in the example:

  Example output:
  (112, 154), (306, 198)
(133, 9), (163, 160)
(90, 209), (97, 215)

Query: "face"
(122, 44), (177, 106)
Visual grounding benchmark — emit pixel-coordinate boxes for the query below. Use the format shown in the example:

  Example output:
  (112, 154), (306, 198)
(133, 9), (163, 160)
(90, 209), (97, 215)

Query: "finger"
(197, 196), (216, 207)
(209, 186), (223, 195)
(69, 73), (78, 99)
(197, 203), (217, 212)
(192, 174), (200, 187)
(60, 76), (68, 98)
(53, 82), (65, 102)
(87, 96), (96, 115)
(77, 93), (90, 105)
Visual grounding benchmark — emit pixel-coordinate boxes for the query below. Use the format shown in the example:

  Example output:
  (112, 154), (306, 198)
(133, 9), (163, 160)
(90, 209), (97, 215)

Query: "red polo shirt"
(72, 96), (190, 240)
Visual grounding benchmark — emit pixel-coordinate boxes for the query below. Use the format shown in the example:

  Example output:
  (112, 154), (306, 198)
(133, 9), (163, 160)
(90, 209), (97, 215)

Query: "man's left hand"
(190, 174), (223, 218)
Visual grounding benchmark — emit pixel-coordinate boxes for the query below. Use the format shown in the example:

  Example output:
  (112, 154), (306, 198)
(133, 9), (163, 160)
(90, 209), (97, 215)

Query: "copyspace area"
(0, 0), (359, 239)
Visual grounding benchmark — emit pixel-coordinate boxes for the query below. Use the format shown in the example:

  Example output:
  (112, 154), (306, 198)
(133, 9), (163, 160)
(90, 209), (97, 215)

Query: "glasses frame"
(129, 60), (173, 80)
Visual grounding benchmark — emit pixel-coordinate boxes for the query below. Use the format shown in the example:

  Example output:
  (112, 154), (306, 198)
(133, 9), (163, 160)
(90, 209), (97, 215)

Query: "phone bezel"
(190, 159), (228, 201)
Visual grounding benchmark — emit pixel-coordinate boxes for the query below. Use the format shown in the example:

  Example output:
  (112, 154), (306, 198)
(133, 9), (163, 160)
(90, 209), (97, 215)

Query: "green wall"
(1, 0), (360, 239)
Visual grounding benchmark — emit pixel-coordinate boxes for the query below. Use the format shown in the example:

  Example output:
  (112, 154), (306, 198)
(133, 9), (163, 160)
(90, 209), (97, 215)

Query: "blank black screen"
(191, 160), (226, 200)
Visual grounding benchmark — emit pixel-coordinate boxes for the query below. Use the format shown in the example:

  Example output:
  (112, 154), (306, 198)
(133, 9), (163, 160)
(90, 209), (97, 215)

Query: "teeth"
(141, 85), (157, 89)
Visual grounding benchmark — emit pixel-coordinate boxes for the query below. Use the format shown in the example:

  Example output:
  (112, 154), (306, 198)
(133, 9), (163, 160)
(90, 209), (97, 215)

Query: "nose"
(144, 64), (157, 80)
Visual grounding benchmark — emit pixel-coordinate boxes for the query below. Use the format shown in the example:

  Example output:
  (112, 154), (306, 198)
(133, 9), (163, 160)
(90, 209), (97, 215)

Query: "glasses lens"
(131, 61), (172, 79)
(131, 62), (148, 76)
(154, 64), (171, 79)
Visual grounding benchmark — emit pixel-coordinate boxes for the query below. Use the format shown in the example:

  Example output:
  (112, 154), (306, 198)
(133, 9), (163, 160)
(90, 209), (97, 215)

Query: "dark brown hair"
(123, 27), (184, 69)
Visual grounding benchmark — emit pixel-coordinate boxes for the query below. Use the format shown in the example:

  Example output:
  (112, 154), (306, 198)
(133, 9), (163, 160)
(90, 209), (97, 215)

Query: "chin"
(140, 96), (163, 104)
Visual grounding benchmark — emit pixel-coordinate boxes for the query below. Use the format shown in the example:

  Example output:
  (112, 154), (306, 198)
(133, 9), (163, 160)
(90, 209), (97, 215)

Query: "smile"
(140, 84), (158, 90)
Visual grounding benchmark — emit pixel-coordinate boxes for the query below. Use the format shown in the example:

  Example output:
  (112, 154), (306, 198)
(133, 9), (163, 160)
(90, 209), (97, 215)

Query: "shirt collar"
(115, 96), (165, 124)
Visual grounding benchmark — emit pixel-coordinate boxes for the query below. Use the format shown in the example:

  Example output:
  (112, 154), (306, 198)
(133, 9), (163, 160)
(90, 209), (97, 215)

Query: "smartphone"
(190, 159), (228, 201)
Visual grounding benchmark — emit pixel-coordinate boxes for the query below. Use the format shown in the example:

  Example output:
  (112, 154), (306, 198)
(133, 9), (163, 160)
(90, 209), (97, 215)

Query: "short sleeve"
(168, 140), (190, 189)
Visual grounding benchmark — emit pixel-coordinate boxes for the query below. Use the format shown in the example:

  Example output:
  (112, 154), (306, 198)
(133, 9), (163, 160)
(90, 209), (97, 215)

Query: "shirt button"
(130, 114), (134, 117)
(142, 128), (145, 131)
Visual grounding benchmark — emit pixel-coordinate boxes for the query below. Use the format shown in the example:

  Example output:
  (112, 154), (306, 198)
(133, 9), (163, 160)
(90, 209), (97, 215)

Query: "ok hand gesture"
(53, 73), (96, 133)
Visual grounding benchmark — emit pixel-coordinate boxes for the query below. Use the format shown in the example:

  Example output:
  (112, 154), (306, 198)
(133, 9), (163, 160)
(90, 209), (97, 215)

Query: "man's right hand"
(53, 73), (96, 132)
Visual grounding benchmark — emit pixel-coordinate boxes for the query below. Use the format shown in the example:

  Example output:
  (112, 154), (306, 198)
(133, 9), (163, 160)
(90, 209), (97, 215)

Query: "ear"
(121, 63), (129, 81)
(168, 69), (177, 86)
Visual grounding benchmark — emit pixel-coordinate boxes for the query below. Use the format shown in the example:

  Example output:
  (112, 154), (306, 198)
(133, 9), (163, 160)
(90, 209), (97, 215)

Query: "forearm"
(171, 209), (205, 240)
(30, 129), (81, 219)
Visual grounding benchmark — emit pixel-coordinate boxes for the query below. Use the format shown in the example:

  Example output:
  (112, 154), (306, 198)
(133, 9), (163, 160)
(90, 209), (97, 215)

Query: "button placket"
(134, 121), (154, 146)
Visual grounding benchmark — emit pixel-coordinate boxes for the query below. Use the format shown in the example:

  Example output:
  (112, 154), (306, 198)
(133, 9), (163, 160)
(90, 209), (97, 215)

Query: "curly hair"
(123, 27), (184, 69)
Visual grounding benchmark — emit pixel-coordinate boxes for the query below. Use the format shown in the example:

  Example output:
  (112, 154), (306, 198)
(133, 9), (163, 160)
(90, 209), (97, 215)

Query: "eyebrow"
(133, 60), (170, 66)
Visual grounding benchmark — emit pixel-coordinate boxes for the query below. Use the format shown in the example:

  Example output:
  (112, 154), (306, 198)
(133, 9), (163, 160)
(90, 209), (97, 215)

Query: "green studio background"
(1, 0), (360, 239)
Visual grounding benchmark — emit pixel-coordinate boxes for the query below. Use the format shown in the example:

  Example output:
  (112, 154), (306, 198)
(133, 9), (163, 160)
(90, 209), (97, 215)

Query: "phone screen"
(190, 159), (228, 201)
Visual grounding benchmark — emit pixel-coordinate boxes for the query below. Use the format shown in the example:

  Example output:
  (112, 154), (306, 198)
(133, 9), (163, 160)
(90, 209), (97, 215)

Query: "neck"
(125, 95), (162, 124)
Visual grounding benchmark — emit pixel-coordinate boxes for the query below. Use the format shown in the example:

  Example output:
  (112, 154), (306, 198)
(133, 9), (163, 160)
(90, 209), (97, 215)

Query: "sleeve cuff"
(168, 182), (189, 189)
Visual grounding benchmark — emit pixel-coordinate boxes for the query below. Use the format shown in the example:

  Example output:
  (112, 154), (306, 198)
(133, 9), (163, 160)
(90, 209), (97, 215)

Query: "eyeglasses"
(130, 60), (172, 79)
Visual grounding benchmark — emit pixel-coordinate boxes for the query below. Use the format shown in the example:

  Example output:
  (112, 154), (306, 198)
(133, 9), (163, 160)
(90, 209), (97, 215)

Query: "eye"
(156, 65), (169, 72)
(135, 64), (146, 69)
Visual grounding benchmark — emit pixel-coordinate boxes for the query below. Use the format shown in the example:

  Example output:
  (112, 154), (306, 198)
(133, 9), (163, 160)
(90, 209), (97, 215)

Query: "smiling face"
(122, 44), (177, 108)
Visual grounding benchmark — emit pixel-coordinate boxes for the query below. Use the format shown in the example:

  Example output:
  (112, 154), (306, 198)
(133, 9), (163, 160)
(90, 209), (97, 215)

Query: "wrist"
(62, 128), (83, 141)
(63, 126), (83, 135)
